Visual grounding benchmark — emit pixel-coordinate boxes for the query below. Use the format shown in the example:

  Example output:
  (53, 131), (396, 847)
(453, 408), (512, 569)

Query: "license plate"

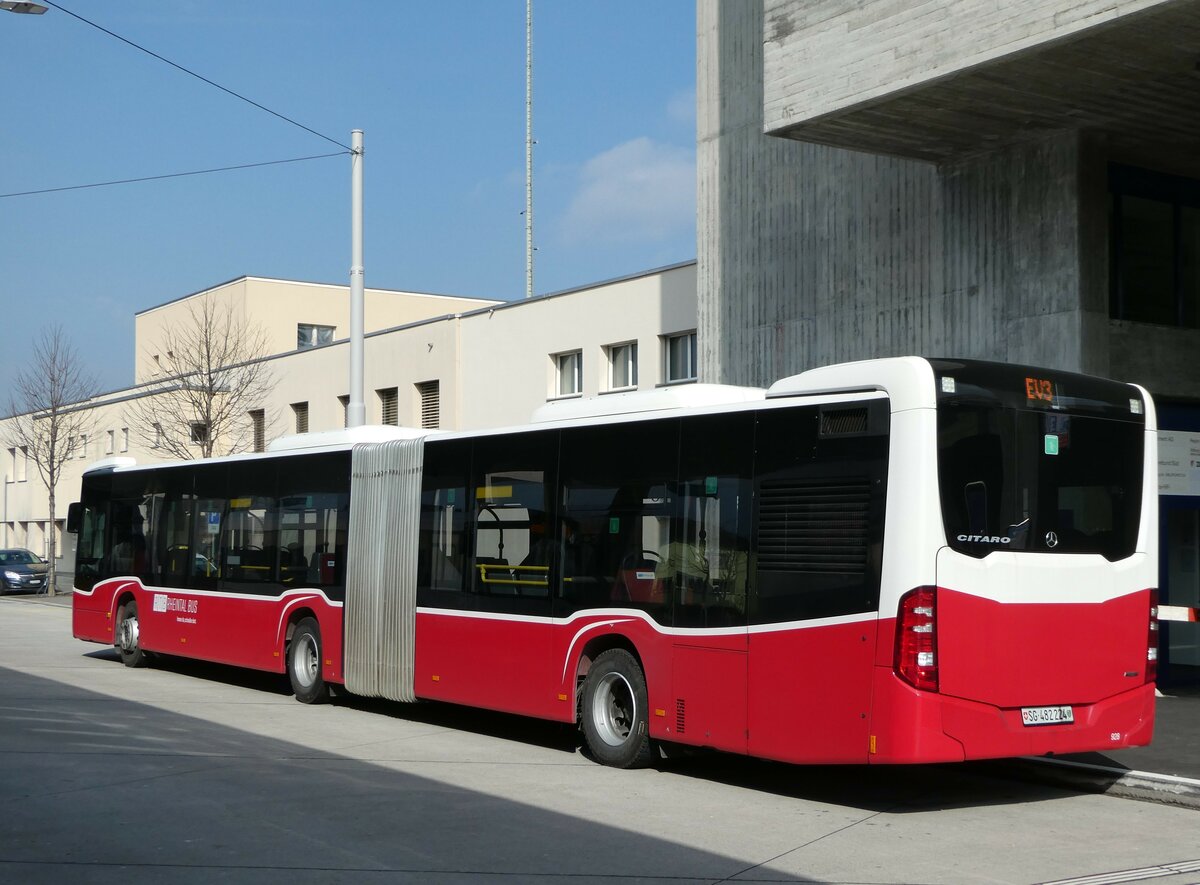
(1021, 705), (1074, 726)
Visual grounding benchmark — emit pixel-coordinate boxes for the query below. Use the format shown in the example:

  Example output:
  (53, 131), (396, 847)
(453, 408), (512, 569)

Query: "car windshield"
(0, 550), (38, 564)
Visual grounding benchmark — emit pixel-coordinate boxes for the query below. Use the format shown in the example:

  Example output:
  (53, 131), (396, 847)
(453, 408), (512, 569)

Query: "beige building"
(1, 264), (699, 586)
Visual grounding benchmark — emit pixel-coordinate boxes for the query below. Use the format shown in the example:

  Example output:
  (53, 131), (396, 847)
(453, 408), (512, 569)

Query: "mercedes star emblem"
(1045, 531), (1059, 548)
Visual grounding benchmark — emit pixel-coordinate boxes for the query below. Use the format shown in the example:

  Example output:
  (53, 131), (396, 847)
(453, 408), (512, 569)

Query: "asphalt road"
(1, 595), (1197, 885)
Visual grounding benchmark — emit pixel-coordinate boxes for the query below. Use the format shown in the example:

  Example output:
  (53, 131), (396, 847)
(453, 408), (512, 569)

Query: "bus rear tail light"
(1146, 588), (1159, 684)
(895, 586), (938, 692)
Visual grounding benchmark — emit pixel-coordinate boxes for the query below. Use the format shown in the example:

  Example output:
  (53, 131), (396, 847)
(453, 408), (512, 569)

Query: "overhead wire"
(43, 1), (351, 151)
(3, 2), (353, 199)
(0, 153), (347, 199)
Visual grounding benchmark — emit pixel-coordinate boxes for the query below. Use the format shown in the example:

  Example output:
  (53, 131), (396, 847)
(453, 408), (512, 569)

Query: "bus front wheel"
(288, 618), (330, 704)
(116, 600), (147, 668)
(581, 648), (653, 769)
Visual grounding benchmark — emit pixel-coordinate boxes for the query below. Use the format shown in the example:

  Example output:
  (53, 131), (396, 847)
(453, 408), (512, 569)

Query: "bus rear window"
(937, 405), (1143, 561)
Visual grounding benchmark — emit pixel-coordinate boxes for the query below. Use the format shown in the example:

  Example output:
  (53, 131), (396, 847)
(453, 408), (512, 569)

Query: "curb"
(0, 593), (73, 608)
(1010, 757), (1200, 810)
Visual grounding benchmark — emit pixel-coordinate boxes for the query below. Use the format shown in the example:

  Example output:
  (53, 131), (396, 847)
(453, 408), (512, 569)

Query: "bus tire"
(116, 600), (148, 668)
(288, 618), (330, 704)
(581, 648), (653, 769)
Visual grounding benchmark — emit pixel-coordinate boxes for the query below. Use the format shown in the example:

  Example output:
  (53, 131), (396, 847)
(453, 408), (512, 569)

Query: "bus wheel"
(581, 649), (653, 769)
(116, 600), (147, 668)
(288, 618), (330, 704)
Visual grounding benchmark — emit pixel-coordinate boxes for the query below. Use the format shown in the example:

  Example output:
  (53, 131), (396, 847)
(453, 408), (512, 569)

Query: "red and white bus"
(70, 357), (1159, 767)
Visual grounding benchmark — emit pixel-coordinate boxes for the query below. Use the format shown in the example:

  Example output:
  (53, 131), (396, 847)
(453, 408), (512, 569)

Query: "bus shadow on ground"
(85, 645), (297, 696)
(80, 647), (1088, 815)
(2, 663), (822, 884)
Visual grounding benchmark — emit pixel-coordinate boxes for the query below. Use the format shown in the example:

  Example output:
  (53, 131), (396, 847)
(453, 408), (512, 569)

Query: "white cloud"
(559, 137), (695, 246)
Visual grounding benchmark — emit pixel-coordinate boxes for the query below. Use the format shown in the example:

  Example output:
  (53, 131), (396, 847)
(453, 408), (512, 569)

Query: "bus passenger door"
(416, 432), (558, 721)
(668, 415), (753, 755)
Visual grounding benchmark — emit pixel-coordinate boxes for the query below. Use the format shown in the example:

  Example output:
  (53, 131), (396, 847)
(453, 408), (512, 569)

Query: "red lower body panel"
(868, 665), (1156, 763)
(72, 578), (343, 680)
(75, 585), (1157, 767)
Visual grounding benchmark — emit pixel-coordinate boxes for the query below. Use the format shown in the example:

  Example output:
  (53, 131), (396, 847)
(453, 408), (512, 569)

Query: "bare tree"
(126, 297), (277, 459)
(3, 326), (100, 596)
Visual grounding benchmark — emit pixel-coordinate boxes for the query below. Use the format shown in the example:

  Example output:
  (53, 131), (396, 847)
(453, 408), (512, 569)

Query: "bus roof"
(768, 356), (938, 412)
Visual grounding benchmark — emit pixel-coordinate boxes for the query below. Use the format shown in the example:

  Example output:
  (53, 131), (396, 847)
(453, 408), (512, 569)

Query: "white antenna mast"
(525, 0), (534, 298)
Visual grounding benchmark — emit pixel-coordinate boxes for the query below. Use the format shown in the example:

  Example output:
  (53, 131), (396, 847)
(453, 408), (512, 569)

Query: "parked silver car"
(0, 548), (49, 593)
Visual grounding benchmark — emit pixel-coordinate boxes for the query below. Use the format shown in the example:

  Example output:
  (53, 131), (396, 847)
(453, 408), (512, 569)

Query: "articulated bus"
(69, 357), (1159, 767)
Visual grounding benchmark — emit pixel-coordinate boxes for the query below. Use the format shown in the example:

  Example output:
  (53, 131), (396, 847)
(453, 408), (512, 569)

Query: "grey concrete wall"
(698, 0), (942, 389)
(761, 0), (1173, 136)
(939, 131), (1110, 375)
(1111, 324), (1200, 401)
(699, 1), (1113, 388)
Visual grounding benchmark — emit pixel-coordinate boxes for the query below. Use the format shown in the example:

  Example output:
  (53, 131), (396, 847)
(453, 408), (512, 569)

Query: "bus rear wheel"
(581, 649), (653, 769)
(116, 600), (147, 668)
(288, 618), (330, 704)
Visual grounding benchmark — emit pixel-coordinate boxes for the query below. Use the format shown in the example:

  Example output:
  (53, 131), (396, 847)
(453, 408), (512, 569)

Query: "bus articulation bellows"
(69, 357), (1159, 767)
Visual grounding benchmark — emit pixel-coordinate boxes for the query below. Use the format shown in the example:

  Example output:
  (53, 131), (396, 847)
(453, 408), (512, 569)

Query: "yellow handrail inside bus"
(477, 563), (548, 587)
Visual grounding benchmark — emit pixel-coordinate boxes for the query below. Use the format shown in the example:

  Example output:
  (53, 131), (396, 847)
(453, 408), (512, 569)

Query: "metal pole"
(347, 129), (366, 428)
(525, 0), (534, 298)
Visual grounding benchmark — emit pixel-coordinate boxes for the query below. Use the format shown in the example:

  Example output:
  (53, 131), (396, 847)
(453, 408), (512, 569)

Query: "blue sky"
(0, 1), (696, 396)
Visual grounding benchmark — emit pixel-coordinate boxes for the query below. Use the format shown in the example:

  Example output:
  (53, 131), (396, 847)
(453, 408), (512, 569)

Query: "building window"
(78, 434), (88, 459)
(297, 323), (335, 349)
(6, 448), (27, 483)
(606, 341), (638, 390)
(120, 428), (129, 453)
(249, 409), (265, 453)
(1110, 164), (1200, 328)
(153, 423), (163, 449)
(378, 388), (399, 426)
(555, 350), (583, 397)
(664, 331), (697, 383)
(105, 430), (115, 455)
(190, 422), (210, 445)
(292, 402), (309, 434)
(416, 380), (440, 429)
(338, 395), (350, 428)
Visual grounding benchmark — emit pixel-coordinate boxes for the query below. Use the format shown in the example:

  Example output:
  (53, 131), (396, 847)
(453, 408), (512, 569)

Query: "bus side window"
(278, 494), (349, 595)
(107, 499), (150, 580)
(676, 411), (754, 629)
(674, 478), (750, 628)
(417, 438), (471, 607)
(557, 419), (679, 623)
(75, 504), (107, 590)
(418, 486), (466, 592)
(275, 452), (352, 601)
(468, 430), (557, 614)
(156, 493), (197, 589)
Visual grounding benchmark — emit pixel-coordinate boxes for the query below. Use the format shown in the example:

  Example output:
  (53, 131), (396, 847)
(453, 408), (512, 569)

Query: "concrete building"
(697, 0), (1200, 682)
(2, 264), (699, 586)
